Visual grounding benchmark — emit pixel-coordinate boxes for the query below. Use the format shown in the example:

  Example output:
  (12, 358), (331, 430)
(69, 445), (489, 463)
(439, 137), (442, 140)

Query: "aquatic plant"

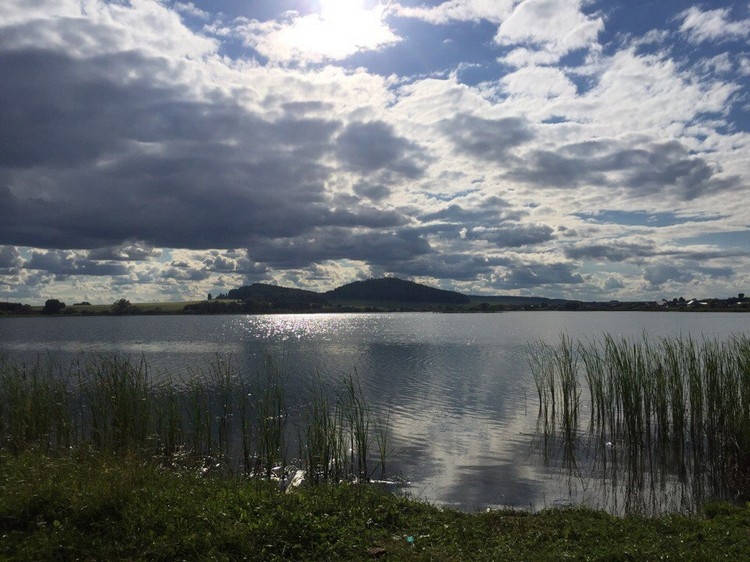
(530, 333), (750, 513)
(0, 353), (390, 487)
(0, 356), (71, 451)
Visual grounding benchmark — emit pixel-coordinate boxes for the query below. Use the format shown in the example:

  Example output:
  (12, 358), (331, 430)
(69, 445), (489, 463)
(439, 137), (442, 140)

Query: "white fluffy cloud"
(495, 0), (604, 63)
(394, 0), (516, 24)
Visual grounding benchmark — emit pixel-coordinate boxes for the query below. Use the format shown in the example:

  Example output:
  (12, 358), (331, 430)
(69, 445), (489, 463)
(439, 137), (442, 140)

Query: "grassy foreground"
(2, 450), (750, 561)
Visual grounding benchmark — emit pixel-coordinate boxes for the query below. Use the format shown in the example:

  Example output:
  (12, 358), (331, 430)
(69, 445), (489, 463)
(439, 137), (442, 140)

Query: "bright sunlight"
(269, 0), (399, 63)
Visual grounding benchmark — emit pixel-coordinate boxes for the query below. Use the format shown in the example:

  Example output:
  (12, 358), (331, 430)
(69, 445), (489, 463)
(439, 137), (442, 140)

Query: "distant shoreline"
(2, 299), (749, 316)
(3, 277), (748, 316)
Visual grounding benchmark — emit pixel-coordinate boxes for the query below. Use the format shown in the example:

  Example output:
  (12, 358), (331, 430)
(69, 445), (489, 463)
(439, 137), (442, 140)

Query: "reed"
(0, 353), (392, 488)
(297, 371), (386, 484)
(83, 354), (153, 451)
(299, 373), (344, 484)
(531, 332), (750, 513)
(250, 355), (288, 478)
(0, 357), (71, 451)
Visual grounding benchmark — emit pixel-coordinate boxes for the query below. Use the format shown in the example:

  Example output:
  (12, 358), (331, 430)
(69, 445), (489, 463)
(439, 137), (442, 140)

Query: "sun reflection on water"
(235, 313), (367, 342)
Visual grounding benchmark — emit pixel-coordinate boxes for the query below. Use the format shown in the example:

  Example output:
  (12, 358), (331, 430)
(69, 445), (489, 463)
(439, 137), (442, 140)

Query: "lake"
(1, 311), (748, 512)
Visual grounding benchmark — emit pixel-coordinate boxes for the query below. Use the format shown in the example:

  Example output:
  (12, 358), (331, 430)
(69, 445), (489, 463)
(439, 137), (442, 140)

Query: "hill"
(214, 278), (471, 312)
(325, 277), (470, 305)
(213, 283), (328, 312)
(226, 283), (326, 304)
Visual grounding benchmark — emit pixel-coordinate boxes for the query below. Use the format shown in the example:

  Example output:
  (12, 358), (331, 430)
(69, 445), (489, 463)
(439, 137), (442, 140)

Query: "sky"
(1, 0), (749, 304)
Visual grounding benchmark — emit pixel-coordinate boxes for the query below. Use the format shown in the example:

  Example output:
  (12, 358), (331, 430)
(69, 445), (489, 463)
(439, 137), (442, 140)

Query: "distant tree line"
(2, 284), (747, 317)
(0, 298), (140, 316)
(0, 302), (33, 315)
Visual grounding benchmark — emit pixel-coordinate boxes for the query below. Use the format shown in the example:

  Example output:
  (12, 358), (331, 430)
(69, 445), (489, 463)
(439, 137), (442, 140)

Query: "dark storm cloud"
(698, 266), (734, 279)
(248, 227), (432, 268)
(162, 264), (211, 281)
(441, 114), (534, 161)
(472, 224), (555, 248)
(25, 250), (129, 276)
(420, 196), (527, 224)
(565, 241), (744, 263)
(200, 250), (268, 275)
(87, 242), (161, 261)
(335, 121), (428, 178)
(643, 264), (694, 287)
(0, 49), (169, 169)
(507, 139), (741, 199)
(645, 263), (735, 288)
(0, 45), (412, 252)
(564, 241), (656, 262)
(0, 246), (22, 270)
(353, 181), (391, 201)
(384, 253), (504, 281)
(498, 262), (584, 288)
(620, 141), (739, 200)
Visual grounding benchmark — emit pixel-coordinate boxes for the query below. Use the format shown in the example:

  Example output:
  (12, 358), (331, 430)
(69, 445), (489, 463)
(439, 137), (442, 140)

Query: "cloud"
(495, 0), (603, 64)
(162, 261), (211, 281)
(500, 66), (577, 98)
(353, 181), (391, 202)
(603, 277), (625, 291)
(420, 196), (527, 225)
(497, 261), (584, 289)
(0, 0), (218, 59)
(642, 264), (693, 288)
(384, 253), (500, 281)
(248, 228), (432, 269)
(0, 38), (413, 251)
(394, 0), (516, 24)
(173, 2), (209, 20)
(87, 242), (161, 261)
(470, 224), (555, 248)
(336, 121), (427, 177)
(564, 241), (655, 262)
(506, 139), (741, 200)
(440, 114), (534, 162)
(194, 250), (267, 276)
(643, 260), (737, 290)
(26, 250), (129, 276)
(678, 7), (750, 44)
(0, 246), (22, 270)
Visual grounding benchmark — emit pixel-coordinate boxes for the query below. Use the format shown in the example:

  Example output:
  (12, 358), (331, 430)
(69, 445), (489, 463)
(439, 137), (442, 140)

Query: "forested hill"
(217, 278), (471, 309)
(225, 283), (328, 305)
(324, 278), (470, 304)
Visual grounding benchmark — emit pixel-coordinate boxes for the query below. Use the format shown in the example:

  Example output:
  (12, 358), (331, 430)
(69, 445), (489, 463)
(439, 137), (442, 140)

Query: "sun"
(278, 0), (399, 62)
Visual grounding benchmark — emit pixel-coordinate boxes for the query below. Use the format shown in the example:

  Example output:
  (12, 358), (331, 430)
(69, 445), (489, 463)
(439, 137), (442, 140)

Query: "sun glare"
(280, 0), (398, 61)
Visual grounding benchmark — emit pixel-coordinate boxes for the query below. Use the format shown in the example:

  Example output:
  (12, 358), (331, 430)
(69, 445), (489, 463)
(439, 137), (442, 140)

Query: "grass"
(530, 333), (750, 514)
(2, 449), (750, 561)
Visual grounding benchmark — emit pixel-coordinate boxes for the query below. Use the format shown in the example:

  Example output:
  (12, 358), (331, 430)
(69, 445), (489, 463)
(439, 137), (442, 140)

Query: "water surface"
(2, 311), (748, 511)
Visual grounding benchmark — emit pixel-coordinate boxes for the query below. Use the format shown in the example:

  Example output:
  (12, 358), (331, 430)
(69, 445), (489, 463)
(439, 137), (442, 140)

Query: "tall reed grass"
(0, 353), (390, 486)
(529, 333), (750, 513)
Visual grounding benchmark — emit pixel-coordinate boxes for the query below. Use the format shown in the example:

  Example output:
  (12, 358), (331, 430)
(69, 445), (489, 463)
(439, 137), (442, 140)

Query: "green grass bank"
(2, 449), (750, 561)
